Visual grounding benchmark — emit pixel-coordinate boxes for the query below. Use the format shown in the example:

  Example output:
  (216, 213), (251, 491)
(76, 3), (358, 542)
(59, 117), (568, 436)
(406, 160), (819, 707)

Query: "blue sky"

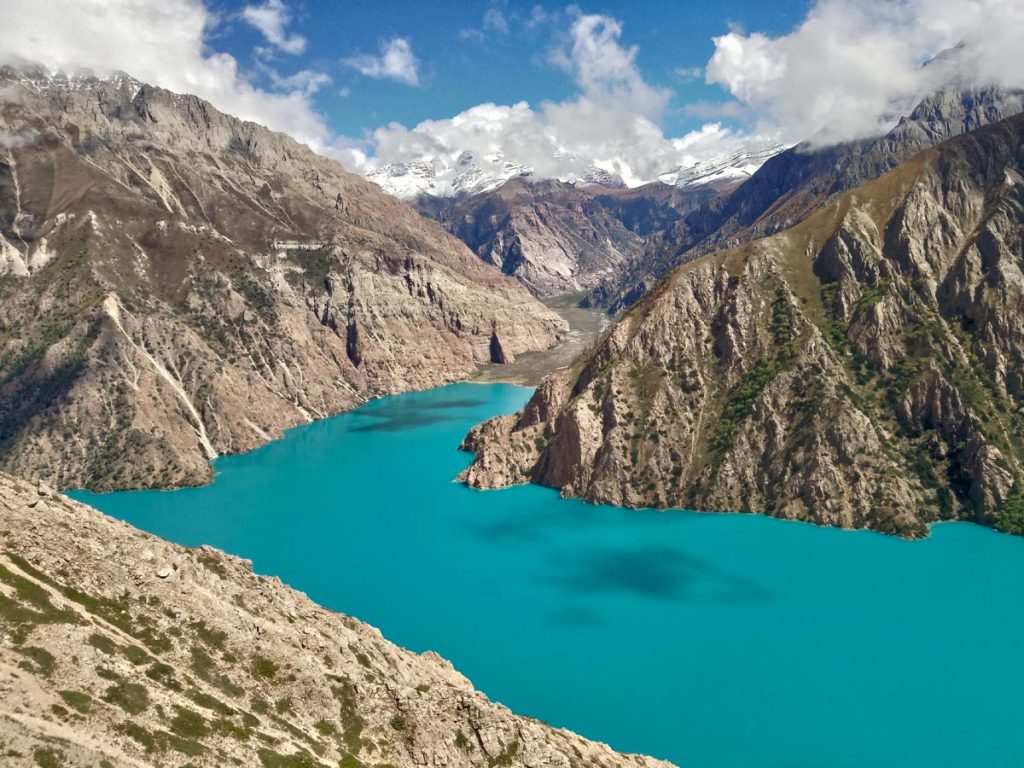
(6, 0), (1021, 184)
(218, 0), (809, 140)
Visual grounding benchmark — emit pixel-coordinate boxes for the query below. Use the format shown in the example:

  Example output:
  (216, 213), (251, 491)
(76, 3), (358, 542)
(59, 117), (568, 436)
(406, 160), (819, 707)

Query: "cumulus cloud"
(460, 3), (537, 43)
(241, 0), (306, 55)
(706, 0), (1024, 145)
(0, 0), (333, 150)
(356, 11), (769, 186)
(264, 68), (332, 97)
(344, 38), (419, 86)
(483, 6), (510, 34)
(682, 100), (747, 120)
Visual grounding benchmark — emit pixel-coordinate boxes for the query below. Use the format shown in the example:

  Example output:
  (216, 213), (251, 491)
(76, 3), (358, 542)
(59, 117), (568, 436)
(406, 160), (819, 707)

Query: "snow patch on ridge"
(367, 142), (788, 201)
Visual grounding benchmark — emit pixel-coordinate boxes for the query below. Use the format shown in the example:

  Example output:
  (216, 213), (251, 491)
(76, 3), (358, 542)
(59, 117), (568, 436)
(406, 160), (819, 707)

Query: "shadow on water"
(547, 545), (772, 605)
(70, 381), (1024, 768)
(546, 606), (608, 628)
(351, 397), (487, 432)
(462, 512), (552, 543)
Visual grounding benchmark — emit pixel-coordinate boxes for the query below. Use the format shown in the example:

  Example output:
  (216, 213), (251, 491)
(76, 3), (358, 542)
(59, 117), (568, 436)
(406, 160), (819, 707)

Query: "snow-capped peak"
(365, 151), (534, 200)
(655, 141), (789, 189)
(9, 67), (145, 98)
(366, 141), (787, 200)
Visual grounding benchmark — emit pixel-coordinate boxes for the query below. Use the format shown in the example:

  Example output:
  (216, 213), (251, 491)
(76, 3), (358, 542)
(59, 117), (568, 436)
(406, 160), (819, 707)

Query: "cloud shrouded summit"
(0, 0), (333, 151)
(707, 0), (1024, 145)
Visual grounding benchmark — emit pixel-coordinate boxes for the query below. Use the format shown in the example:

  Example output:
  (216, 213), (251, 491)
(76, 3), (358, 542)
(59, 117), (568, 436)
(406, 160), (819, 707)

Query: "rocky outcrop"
(415, 178), (717, 297)
(0, 69), (566, 490)
(488, 328), (515, 365)
(460, 114), (1024, 538)
(0, 472), (674, 768)
(592, 86), (1024, 312)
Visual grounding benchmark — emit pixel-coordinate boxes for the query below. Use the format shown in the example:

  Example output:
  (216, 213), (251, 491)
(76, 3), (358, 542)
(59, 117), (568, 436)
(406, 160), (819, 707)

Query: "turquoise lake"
(72, 382), (1024, 768)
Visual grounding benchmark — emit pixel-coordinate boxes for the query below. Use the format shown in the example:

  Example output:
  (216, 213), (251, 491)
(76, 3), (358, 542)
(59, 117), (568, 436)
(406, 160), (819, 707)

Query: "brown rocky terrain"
(590, 86), (1024, 312)
(414, 178), (718, 297)
(460, 114), (1024, 538)
(0, 68), (566, 491)
(0, 472), (674, 768)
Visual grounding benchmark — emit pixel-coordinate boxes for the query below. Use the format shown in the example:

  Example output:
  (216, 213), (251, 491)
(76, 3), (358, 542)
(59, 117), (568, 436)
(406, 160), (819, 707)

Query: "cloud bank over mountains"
(707, 0), (1024, 145)
(0, 0), (334, 150)
(350, 12), (767, 187)
(1, 0), (1022, 184)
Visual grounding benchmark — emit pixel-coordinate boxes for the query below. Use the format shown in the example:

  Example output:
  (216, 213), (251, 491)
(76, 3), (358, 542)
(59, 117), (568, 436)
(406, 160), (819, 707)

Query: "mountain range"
(587, 86), (1024, 311)
(380, 91), (1021, 306)
(365, 141), (786, 202)
(411, 177), (722, 296)
(460, 107), (1024, 538)
(3, 41), (1024, 768)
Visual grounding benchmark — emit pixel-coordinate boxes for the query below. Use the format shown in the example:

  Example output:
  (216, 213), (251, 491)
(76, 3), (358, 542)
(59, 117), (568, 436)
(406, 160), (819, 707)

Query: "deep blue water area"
(72, 383), (1024, 768)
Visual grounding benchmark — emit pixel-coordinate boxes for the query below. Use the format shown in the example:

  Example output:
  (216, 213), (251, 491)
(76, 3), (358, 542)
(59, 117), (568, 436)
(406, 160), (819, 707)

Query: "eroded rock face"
(0, 69), (567, 490)
(460, 114), (1024, 538)
(0, 472), (675, 768)
(593, 87), (1024, 313)
(415, 177), (718, 297)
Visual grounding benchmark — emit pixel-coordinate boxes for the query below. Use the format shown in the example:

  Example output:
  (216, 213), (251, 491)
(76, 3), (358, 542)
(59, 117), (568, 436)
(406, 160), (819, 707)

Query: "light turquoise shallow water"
(72, 382), (1024, 768)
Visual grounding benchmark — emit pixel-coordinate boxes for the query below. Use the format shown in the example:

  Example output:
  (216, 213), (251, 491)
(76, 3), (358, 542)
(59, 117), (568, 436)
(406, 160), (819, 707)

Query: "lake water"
(71, 382), (1024, 768)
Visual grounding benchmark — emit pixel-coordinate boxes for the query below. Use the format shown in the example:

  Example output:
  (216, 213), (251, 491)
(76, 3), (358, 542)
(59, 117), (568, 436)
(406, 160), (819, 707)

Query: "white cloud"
(241, 0), (306, 55)
(354, 11), (772, 187)
(265, 68), (331, 96)
(0, 0), (332, 151)
(682, 100), (746, 120)
(549, 13), (668, 117)
(460, 4), (530, 43)
(483, 6), (510, 34)
(706, 0), (1024, 145)
(344, 38), (419, 86)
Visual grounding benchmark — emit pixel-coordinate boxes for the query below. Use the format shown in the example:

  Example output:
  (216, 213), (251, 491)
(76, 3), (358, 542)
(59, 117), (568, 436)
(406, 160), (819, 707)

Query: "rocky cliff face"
(592, 87), (1024, 312)
(460, 114), (1024, 538)
(415, 178), (718, 297)
(0, 472), (674, 768)
(0, 69), (566, 491)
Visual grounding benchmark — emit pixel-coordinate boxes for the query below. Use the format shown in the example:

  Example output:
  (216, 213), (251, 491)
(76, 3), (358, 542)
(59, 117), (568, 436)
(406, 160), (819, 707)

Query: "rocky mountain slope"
(592, 87), (1024, 312)
(460, 114), (1024, 538)
(0, 68), (566, 491)
(0, 473), (674, 768)
(413, 179), (719, 297)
